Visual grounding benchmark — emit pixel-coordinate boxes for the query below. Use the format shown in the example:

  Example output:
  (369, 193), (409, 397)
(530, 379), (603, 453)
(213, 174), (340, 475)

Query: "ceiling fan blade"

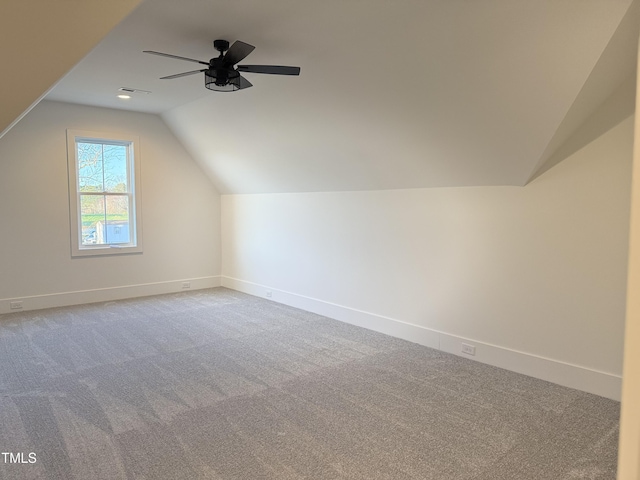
(238, 75), (253, 90)
(223, 41), (255, 66)
(160, 69), (207, 80)
(237, 65), (301, 76)
(144, 51), (209, 66)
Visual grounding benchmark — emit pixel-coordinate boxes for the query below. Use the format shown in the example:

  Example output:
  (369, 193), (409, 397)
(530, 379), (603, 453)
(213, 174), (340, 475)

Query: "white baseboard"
(221, 276), (622, 401)
(0, 276), (221, 315)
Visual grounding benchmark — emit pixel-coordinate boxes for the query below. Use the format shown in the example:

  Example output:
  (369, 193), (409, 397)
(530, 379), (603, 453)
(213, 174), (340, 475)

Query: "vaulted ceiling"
(31, 1), (640, 192)
(0, 0), (142, 138)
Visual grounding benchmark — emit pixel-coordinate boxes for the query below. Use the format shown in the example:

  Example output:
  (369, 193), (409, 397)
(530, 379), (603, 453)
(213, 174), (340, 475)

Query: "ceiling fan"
(144, 39), (300, 92)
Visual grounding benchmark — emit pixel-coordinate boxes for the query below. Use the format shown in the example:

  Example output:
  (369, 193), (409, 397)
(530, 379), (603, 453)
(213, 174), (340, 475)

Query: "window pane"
(77, 142), (104, 192)
(103, 144), (128, 193)
(80, 195), (106, 245)
(105, 195), (131, 244)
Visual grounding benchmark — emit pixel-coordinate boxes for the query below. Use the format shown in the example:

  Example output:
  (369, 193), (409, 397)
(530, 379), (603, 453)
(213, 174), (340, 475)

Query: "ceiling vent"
(118, 87), (151, 95)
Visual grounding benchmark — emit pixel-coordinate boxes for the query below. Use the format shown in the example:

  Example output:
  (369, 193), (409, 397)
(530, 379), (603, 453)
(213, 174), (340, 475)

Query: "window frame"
(66, 129), (143, 257)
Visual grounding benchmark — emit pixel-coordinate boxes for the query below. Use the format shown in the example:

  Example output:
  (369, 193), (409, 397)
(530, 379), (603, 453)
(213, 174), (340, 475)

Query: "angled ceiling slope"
(527, 0), (640, 183)
(45, 0), (635, 194)
(0, 0), (143, 139)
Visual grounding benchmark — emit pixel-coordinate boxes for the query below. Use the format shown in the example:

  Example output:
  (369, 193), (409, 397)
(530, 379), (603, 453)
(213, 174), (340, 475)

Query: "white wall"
(0, 101), (221, 312)
(222, 115), (633, 400)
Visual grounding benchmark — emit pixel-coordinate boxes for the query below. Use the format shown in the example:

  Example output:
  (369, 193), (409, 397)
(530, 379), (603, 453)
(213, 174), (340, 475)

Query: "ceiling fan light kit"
(205, 70), (244, 92)
(144, 39), (300, 92)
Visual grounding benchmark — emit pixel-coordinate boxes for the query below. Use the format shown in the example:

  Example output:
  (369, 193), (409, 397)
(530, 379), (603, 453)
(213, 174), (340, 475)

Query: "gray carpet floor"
(0, 288), (619, 479)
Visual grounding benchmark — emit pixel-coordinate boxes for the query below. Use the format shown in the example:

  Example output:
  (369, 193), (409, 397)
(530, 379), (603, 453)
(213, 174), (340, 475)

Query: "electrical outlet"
(461, 343), (476, 356)
(182, 282), (191, 289)
(266, 291), (272, 298)
(10, 301), (23, 310)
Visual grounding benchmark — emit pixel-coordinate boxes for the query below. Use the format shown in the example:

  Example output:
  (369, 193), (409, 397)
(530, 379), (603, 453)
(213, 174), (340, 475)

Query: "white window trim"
(66, 129), (143, 257)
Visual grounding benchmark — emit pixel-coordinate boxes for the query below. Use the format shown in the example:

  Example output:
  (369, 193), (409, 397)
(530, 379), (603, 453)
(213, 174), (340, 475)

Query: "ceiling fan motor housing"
(213, 39), (229, 53)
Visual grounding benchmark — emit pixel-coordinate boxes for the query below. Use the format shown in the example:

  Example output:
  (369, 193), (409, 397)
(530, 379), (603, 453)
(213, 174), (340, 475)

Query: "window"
(67, 130), (142, 256)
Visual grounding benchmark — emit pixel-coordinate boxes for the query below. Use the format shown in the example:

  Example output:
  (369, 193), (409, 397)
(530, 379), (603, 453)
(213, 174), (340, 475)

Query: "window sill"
(72, 245), (143, 258)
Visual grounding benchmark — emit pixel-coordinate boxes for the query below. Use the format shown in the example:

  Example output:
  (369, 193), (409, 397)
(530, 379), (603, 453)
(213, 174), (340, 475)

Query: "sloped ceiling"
(44, 0), (637, 194)
(527, 0), (639, 182)
(0, 0), (143, 139)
